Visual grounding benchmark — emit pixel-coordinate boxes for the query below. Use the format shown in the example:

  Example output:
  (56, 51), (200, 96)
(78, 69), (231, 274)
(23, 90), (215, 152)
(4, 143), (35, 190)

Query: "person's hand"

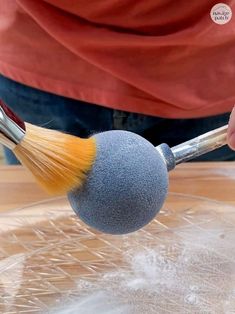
(228, 107), (235, 150)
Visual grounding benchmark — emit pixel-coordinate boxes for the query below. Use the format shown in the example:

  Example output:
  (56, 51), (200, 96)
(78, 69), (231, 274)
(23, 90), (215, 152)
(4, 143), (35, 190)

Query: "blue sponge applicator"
(68, 131), (168, 234)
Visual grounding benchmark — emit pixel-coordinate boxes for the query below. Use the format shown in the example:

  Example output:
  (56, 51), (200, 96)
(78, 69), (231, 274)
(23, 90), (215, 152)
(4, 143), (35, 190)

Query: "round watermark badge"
(210, 3), (232, 24)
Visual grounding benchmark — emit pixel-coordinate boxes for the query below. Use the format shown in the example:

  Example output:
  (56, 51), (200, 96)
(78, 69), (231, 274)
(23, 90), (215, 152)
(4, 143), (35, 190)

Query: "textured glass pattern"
(0, 194), (235, 313)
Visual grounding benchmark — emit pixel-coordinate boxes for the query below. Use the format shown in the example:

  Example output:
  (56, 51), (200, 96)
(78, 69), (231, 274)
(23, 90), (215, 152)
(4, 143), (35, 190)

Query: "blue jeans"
(0, 74), (233, 163)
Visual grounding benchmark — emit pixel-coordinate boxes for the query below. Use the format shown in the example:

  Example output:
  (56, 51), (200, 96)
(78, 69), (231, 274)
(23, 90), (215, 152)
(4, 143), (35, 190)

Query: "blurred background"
(0, 147), (3, 164)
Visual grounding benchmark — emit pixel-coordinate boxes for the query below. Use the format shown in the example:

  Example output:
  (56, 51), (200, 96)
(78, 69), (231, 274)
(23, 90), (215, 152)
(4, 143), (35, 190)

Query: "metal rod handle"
(171, 125), (228, 165)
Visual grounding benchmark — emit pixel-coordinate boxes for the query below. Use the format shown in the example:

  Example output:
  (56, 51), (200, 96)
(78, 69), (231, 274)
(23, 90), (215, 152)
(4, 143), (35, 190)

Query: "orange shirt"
(0, 0), (235, 118)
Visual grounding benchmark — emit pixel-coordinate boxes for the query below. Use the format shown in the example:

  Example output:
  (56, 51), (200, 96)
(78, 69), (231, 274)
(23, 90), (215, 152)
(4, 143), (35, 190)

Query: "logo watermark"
(210, 3), (232, 25)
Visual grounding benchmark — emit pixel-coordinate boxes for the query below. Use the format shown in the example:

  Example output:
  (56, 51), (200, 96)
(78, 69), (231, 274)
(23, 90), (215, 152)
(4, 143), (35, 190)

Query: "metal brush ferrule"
(156, 143), (176, 171)
(156, 125), (228, 171)
(0, 100), (25, 150)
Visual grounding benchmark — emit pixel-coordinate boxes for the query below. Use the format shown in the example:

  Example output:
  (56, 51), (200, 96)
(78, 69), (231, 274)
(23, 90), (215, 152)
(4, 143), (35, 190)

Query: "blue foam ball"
(68, 131), (168, 234)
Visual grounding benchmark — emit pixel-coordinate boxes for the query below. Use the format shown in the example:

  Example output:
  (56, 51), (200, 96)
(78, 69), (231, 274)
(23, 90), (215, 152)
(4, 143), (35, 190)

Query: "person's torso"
(0, 0), (234, 118)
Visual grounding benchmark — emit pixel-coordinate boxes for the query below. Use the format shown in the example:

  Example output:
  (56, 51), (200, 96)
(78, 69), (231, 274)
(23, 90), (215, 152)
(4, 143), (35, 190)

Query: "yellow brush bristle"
(13, 123), (96, 195)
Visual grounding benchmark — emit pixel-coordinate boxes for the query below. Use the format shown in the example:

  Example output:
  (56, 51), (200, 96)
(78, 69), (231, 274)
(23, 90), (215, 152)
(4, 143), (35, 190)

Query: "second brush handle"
(156, 125), (228, 171)
(172, 125), (228, 165)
